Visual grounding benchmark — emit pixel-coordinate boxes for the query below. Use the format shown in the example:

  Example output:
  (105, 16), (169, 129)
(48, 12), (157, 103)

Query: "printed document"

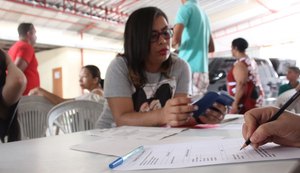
(71, 135), (223, 156)
(71, 126), (190, 156)
(114, 138), (300, 170)
(88, 126), (187, 140)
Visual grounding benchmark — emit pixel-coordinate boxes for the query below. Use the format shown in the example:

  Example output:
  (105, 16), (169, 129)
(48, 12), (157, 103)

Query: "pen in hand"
(109, 146), (144, 169)
(240, 89), (300, 150)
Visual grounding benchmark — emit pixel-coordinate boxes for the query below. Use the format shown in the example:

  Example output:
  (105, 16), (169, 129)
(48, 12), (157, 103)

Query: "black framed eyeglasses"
(150, 28), (173, 43)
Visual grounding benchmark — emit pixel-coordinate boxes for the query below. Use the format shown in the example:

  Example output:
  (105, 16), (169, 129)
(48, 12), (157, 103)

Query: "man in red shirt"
(8, 23), (40, 95)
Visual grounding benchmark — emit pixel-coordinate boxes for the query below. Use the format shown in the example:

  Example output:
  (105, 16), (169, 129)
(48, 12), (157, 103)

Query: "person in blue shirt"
(172, 0), (214, 97)
(278, 66), (300, 95)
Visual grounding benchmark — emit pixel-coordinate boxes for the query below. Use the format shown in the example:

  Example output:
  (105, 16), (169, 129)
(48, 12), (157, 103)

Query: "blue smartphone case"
(192, 91), (234, 119)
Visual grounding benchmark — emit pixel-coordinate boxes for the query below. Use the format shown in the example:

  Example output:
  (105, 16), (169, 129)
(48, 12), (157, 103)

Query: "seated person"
(0, 49), (26, 142)
(96, 7), (226, 129)
(29, 65), (104, 104)
(278, 66), (300, 96)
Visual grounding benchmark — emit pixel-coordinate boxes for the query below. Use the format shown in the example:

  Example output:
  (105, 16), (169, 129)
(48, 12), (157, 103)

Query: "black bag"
(251, 86), (260, 100)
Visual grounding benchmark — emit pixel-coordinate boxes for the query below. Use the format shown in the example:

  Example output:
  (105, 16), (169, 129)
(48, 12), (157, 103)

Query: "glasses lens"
(163, 29), (173, 39)
(151, 32), (159, 42)
(150, 28), (173, 42)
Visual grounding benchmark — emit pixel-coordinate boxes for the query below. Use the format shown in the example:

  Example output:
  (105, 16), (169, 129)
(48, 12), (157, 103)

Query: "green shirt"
(278, 82), (299, 95)
(175, 0), (211, 73)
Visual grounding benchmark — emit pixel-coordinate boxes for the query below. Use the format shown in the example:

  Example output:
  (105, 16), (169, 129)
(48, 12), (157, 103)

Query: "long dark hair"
(120, 7), (172, 88)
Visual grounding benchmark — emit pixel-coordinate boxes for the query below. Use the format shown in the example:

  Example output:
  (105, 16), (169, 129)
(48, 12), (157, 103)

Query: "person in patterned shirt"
(227, 38), (264, 114)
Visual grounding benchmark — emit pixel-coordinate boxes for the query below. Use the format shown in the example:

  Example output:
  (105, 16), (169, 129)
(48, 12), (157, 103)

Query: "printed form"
(88, 126), (187, 140)
(114, 138), (300, 170)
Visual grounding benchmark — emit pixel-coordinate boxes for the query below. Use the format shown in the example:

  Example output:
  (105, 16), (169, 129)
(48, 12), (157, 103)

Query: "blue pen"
(109, 146), (144, 169)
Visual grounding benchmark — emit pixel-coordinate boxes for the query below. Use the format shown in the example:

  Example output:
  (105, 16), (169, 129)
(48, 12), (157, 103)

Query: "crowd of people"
(0, 0), (299, 148)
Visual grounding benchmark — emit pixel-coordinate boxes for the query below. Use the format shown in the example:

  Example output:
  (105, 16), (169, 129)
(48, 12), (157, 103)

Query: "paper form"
(88, 126), (187, 140)
(71, 135), (223, 157)
(71, 138), (155, 156)
(216, 115), (244, 130)
(114, 138), (300, 170)
(216, 123), (243, 130)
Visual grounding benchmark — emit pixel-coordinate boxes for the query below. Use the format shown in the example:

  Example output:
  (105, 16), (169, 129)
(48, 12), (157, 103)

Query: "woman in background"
(227, 38), (264, 114)
(29, 65), (103, 104)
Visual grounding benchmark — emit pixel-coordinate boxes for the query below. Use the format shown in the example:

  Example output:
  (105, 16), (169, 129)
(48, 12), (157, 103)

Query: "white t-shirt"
(75, 92), (104, 104)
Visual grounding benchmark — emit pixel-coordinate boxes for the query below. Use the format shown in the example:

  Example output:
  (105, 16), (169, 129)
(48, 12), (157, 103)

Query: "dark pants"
(0, 104), (21, 143)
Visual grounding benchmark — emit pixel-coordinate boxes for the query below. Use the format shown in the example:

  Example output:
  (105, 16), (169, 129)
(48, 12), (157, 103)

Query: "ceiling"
(0, 0), (300, 52)
(0, 39), (60, 52)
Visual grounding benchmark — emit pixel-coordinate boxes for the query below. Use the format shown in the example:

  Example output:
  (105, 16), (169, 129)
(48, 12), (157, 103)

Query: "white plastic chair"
(17, 96), (54, 140)
(47, 99), (104, 136)
(276, 89), (300, 113)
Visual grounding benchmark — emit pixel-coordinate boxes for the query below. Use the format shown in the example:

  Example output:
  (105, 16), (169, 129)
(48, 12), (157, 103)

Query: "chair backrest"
(47, 99), (104, 136)
(276, 89), (300, 113)
(17, 96), (54, 140)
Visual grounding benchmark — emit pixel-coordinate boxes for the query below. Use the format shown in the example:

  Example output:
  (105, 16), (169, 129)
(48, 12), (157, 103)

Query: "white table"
(0, 117), (299, 173)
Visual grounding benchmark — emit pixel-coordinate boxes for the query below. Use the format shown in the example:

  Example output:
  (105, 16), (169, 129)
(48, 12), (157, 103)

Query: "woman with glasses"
(96, 7), (226, 128)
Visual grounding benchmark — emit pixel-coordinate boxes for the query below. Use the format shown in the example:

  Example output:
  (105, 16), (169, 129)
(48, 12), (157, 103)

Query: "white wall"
(37, 47), (116, 98)
(82, 49), (117, 79)
(37, 47), (81, 98)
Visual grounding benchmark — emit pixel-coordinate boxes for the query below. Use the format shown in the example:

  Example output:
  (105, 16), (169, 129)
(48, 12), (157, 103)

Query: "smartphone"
(192, 91), (234, 119)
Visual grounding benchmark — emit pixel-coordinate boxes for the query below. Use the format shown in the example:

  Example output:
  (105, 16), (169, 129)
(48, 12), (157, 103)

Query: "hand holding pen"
(241, 106), (300, 149)
(241, 90), (300, 149)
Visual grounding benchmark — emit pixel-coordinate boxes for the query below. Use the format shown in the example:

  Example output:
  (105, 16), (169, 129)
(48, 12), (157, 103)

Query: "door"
(52, 67), (63, 97)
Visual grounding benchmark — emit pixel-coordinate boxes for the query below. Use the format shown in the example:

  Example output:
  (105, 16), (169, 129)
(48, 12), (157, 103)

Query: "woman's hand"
(199, 103), (227, 124)
(161, 97), (196, 127)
